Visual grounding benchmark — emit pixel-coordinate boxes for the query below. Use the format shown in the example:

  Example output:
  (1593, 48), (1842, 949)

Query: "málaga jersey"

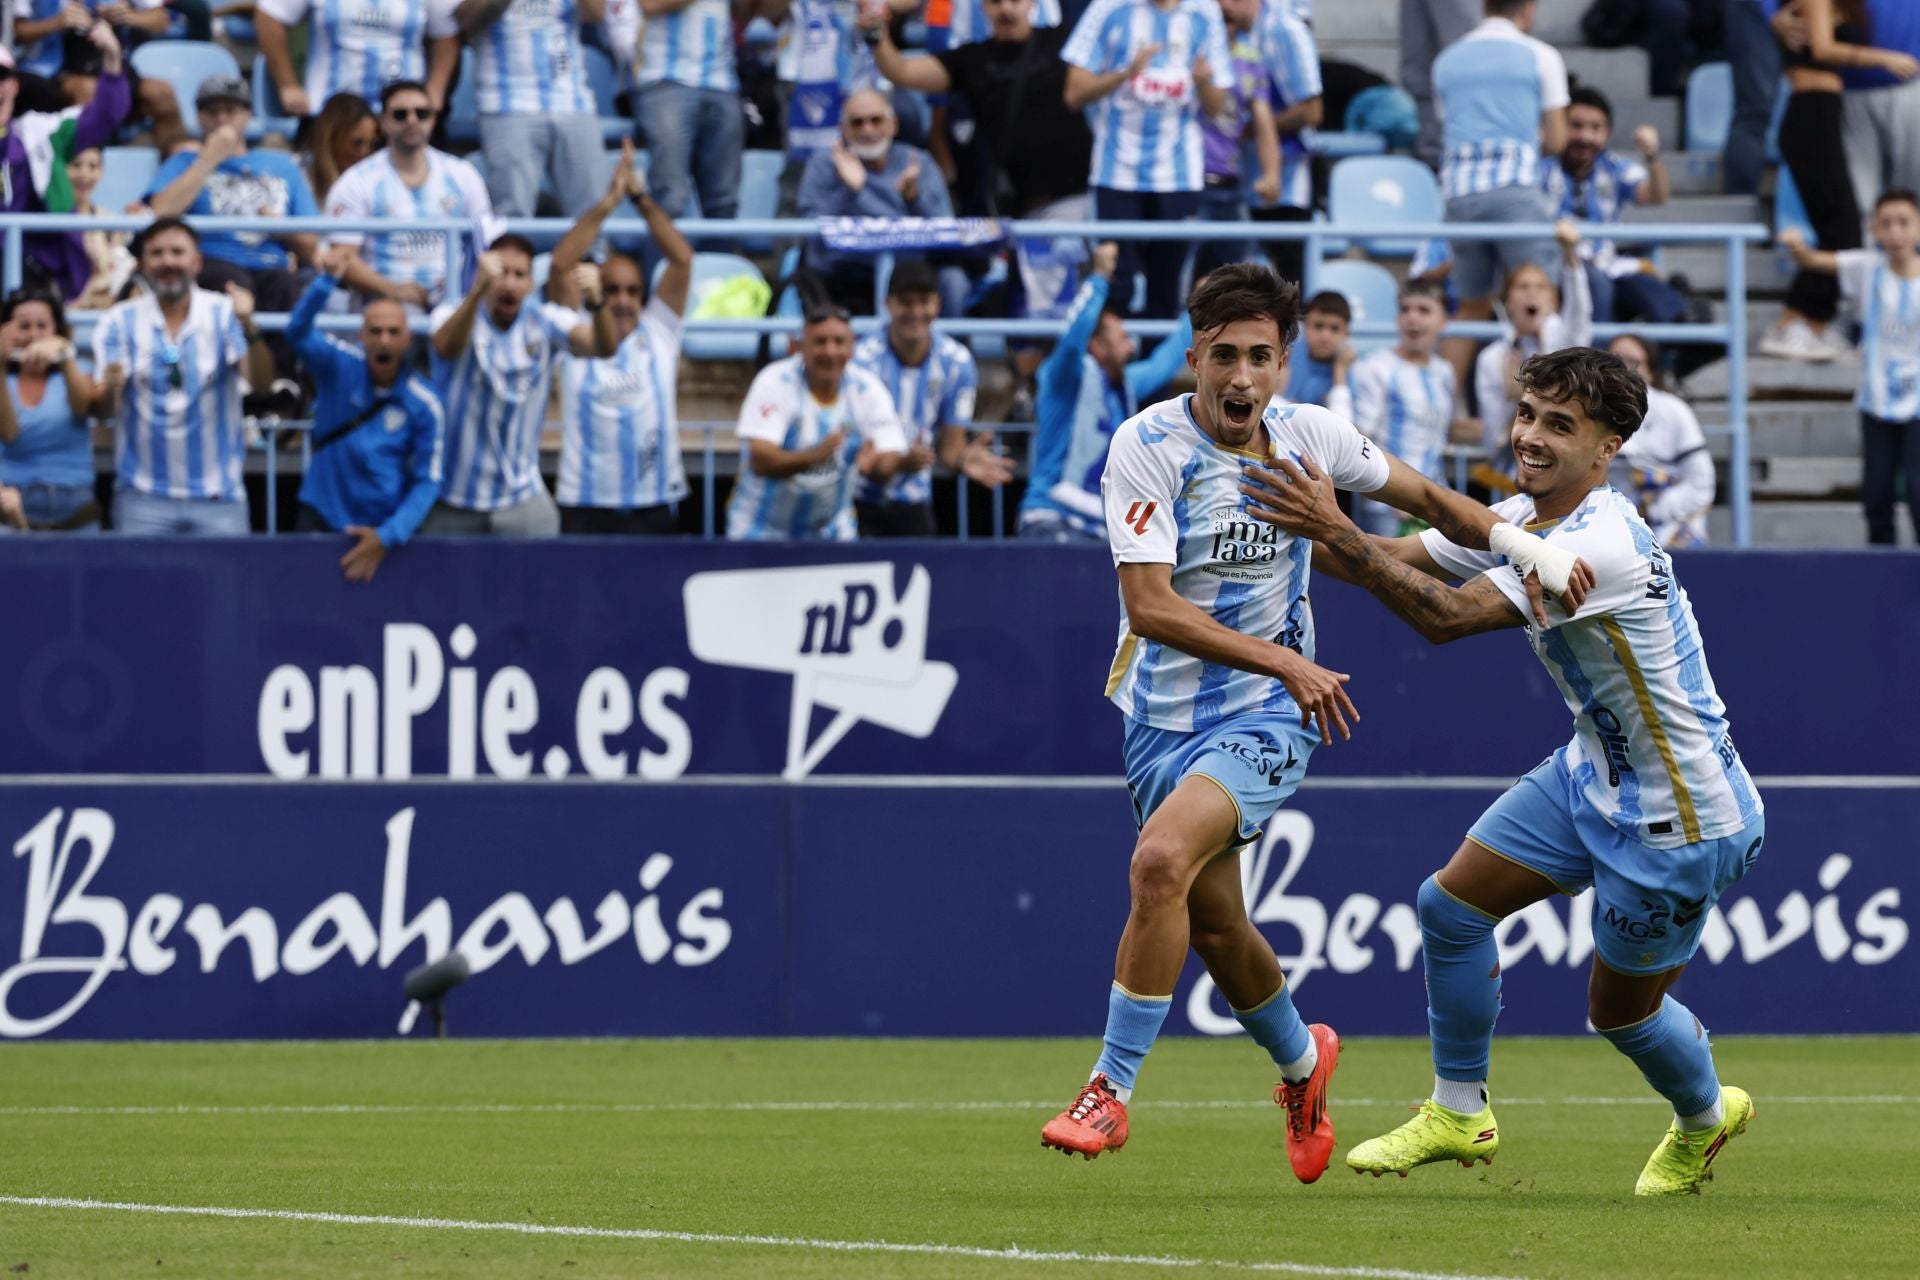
(1102, 396), (1390, 732)
(851, 329), (977, 507)
(1062, 0), (1233, 194)
(1420, 487), (1761, 849)
(557, 297), (686, 508)
(727, 356), (907, 540)
(430, 298), (582, 511)
(1836, 249), (1920, 421)
(327, 149), (498, 306)
(1349, 348), (1454, 483)
(637, 0), (738, 91)
(473, 0), (595, 114)
(255, 0), (459, 108)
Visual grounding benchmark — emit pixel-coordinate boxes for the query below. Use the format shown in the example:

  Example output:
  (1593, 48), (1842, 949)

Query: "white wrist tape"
(1488, 521), (1578, 597)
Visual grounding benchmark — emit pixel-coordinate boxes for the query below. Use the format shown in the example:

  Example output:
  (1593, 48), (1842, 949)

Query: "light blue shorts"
(1122, 709), (1320, 844)
(1468, 746), (1767, 976)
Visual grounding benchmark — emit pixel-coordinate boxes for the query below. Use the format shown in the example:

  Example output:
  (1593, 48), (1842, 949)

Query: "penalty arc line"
(0, 1095), (1910, 1118)
(0, 1194), (1529, 1280)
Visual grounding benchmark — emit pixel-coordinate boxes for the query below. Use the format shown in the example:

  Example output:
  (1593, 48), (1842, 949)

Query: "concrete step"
(1661, 151), (1726, 197)
(1533, 2), (1590, 47)
(1693, 399), (1861, 459)
(1659, 244), (1795, 295)
(1621, 194), (1763, 226)
(1563, 46), (1650, 103)
(1709, 500), (1895, 546)
(1751, 455), (1861, 498)
(1680, 352), (1861, 400)
(1711, 298), (1786, 338)
(1605, 97), (1682, 152)
(1311, 0), (1400, 44)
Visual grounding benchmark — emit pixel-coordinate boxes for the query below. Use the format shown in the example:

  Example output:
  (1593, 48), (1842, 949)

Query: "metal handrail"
(2, 212), (1767, 543)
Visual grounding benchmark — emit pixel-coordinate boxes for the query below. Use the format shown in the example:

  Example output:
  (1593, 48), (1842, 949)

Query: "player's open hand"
(1241, 453), (1345, 540)
(1275, 650), (1357, 746)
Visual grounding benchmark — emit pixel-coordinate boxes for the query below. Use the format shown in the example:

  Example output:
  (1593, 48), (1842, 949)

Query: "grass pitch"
(1, 1037), (1915, 1279)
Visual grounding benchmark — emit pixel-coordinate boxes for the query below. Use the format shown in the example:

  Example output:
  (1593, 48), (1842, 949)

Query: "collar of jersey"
(1180, 393), (1271, 461)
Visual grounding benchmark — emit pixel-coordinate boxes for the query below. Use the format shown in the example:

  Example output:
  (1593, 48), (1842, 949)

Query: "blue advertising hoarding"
(0, 779), (1908, 1040)
(1, 540), (1917, 782)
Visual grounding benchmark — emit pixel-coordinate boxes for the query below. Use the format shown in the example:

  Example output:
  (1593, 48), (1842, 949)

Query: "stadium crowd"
(1, 0), (1917, 554)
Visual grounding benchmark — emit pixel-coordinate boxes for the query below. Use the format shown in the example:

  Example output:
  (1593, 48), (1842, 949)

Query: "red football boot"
(1040, 1073), (1130, 1160)
(1273, 1023), (1341, 1183)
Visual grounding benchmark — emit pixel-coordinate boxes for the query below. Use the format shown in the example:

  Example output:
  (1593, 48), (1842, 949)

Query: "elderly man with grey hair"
(795, 88), (966, 315)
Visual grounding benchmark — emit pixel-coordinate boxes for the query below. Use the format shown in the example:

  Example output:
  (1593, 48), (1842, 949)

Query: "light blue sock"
(1598, 995), (1722, 1121)
(1418, 874), (1502, 1084)
(1092, 982), (1172, 1096)
(1233, 983), (1313, 1081)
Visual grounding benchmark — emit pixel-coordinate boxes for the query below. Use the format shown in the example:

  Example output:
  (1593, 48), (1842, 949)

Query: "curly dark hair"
(1186, 261), (1301, 349)
(1518, 347), (1646, 441)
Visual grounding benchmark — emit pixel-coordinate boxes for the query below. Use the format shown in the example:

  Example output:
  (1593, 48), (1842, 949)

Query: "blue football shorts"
(1467, 745), (1767, 976)
(1122, 708), (1321, 844)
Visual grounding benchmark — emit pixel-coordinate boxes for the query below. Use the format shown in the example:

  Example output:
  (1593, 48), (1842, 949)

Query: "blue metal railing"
(0, 213), (1767, 544)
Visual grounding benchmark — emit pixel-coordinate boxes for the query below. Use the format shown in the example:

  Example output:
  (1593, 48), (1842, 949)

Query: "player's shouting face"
(1189, 314), (1282, 451)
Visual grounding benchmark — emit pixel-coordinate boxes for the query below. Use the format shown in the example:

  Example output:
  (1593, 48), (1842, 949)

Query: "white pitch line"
(0, 1194), (1525, 1280)
(0, 1095), (1910, 1118)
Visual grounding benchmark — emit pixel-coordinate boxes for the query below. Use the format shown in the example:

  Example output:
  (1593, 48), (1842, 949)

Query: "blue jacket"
(289, 275), (445, 547)
(1023, 274), (1192, 532)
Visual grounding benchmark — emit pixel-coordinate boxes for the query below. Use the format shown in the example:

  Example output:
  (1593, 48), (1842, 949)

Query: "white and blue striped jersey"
(557, 297), (686, 509)
(727, 356), (908, 540)
(1431, 16), (1569, 199)
(430, 298), (582, 511)
(92, 289), (252, 502)
(1349, 347), (1454, 482)
(637, 0), (738, 91)
(1422, 488), (1761, 849)
(1836, 249), (1920, 421)
(255, 0), (459, 108)
(1062, 0), (1233, 194)
(473, 0), (595, 115)
(1542, 151), (1646, 272)
(326, 149), (499, 307)
(1102, 396), (1390, 732)
(851, 329), (977, 508)
(1256, 2), (1321, 210)
(944, 0), (1060, 46)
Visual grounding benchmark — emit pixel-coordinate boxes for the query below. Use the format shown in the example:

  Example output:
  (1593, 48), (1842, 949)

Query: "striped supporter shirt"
(637, 0), (739, 91)
(1062, 0), (1233, 194)
(726, 355), (906, 540)
(325, 149), (500, 308)
(1421, 488), (1761, 848)
(1101, 397), (1390, 732)
(92, 288), (251, 502)
(472, 0), (595, 114)
(556, 297), (688, 509)
(430, 298), (583, 511)
(1836, 249), (1920, 422)
(1431, 16), (1569, 199)
(254, 0), (459, 109)
(850, 328), (977, 508)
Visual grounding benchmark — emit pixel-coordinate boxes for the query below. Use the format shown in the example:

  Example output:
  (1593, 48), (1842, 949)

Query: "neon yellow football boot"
(1345, 1098), (1499, 1178)
(1634, 1086), (1755, 1196)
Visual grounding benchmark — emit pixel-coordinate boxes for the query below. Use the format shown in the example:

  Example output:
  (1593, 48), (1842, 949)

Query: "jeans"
(418, 488), (561, 537)
(479, 114), (608, 219)
(1444, 186), (1559, 301)
(1194, 181), (1260, 278)
(1092, 186), (1202, 318)
(1722, 0), (1781, 195)
(113, 487), (250, 535)
(638, 82), (745, 220)
(1861, 413), (1920, 545)
(1, 481), (99, 532)
(1586, 262), (1689, 325)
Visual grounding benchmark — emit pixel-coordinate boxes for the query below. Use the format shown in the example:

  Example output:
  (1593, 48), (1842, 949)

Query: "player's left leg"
(1187, 852), (1341, 1182)
(1586, 813), (1768, 1195)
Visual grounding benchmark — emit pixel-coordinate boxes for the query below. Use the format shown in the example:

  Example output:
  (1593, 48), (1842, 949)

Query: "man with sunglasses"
(727, 305), (908, 540)
(90, 217), (275, 535)
(326, 80), (499, 310)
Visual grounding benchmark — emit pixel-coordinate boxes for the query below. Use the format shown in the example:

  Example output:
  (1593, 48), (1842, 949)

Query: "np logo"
(1604, 898), (1671, 940)
(1124, 502), (1157, 536)
(683, 563), (957, 780)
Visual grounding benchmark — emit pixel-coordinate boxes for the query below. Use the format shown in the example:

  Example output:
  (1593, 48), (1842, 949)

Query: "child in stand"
(1781, 188), (1920, 545)
(1347, 278), (1461, 535)
(1284, 290), (1355, 418)
(1474, 219), (1590, 469)
(1607, 334), (1715, 547)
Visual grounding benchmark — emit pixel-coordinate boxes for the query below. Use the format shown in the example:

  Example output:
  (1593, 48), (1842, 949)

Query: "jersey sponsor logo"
(1124, 501), (1157, 535)
(684, 563), (957, 779)
(1206, 508), (1281, 580)
(1603, 897), (1670, 941)
(1588, 703), (1635, 787)
(1212, 737), (1297, 786)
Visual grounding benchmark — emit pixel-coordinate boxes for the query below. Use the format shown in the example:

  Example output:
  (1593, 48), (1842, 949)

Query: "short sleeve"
(1264, 13), (1322, 103)
(1100, 424), (1180, 565)
(942, 349), (978, 427)
(854, 376), (908, 453)
(1348, 355), (1387, 435)
(255, 0), (311, 23)
(1061, 0), (1116, 72)
(147, 152), (194, 200)
(539, 301), (585, 349)
(449, 158), (505, 246)
(736, 364), (796, 444)
(325, 164), (370, 245)
(281, 155), (319, 217)
(1200, 8), (1233, 89)
(92, 305), (127, 368)
(1280, 403), (1390, 494)
(1835, 250), (1878, 310)
(425, 0), (460, 38)
(1417, 493), (1529, 580)
(428, 302), (459, 334)
(1617, 156), (1649, 202)
(1534, 40), (1570, 111)
(641, 295), (683, 359)
(219, 296), (249, 366)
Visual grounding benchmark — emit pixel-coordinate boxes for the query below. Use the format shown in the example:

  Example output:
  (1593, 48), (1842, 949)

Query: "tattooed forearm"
(1324, 525), (1468, 642)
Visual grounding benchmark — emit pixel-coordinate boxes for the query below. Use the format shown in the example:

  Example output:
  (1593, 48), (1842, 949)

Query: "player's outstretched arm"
(1119, 562), (1358, 744)
(1243, 456), (1533, 642)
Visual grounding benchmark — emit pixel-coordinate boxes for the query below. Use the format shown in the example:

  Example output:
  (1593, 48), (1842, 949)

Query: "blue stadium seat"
(658, 252), (770, 360)
(447, 50), (479, 147)
(1327, 155), (1441, 257)
(732, 149), (784, 251)
(581, 46), (634, 143)
(249, 55), (299, 142)
(94, 146), (160, 215)
(1312, 259), (1400, 354)
(1308, 131), (1388, 159)
(129, 41), (241, 139)
(1685, 62), (1734, 154)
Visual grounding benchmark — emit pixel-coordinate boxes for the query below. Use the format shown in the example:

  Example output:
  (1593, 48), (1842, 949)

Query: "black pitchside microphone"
(398, 951), (472, 1037)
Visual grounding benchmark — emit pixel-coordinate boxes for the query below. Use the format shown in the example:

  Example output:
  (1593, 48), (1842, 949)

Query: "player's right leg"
(1041, 774), (1243, 1160)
